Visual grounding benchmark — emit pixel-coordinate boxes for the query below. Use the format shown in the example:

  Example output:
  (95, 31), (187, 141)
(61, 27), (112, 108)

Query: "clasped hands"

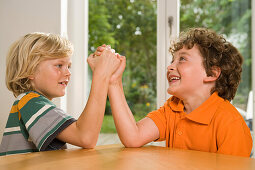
(87, 44), (126, 84)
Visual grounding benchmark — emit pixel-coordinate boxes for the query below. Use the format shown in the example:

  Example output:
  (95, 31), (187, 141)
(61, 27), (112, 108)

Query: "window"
(89, 0), (157, 132)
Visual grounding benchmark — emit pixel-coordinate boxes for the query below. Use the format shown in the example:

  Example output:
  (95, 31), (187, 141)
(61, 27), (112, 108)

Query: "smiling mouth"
(59, 81), (68, 86)
(170, 77), (180, 82)
(168, 75), (181, 82)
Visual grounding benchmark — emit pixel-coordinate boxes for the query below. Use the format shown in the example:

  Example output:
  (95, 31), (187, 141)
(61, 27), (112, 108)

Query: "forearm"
(57, 48), (121, 148)
(76, 74), (110, 147)
(108, 82), (142, 147)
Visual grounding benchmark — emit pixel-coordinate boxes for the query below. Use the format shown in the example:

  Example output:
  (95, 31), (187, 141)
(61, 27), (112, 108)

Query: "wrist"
(93, 68), (111, 79)
(92, 71), (111, 83)
(109, 80), (122, 88)
(108, 82), (123, 95)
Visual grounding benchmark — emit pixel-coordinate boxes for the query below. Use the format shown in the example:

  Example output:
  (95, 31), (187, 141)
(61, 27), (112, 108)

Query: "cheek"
(46, 68), (60, 77)
(178, 65), (191, 77)
(180, 66), (206, 81)
(37, 70), (57, 82)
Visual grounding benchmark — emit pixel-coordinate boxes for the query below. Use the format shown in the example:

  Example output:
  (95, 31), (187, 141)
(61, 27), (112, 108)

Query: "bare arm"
(56, 49), (120, 148)
(108, 55), (159, 147)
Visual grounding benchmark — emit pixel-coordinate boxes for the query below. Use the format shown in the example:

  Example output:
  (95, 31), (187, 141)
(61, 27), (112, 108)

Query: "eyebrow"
(178, 51), (190, 56)
(56, 58), (71, 63)
(172, 51), (189, 60)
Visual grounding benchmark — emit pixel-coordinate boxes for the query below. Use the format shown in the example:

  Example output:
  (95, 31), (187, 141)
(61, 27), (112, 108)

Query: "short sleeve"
(217, 118), (253, 157)
(18, 95), (76, 151)
(146, 105), (167, 141)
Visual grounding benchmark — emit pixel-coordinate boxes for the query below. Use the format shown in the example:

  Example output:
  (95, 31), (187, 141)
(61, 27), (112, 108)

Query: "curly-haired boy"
(101, 27), (253, 157)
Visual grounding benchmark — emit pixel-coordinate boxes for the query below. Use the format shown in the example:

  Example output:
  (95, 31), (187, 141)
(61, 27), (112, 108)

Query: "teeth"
(171, 77), (180, 80)
(59, 82), (67, 85)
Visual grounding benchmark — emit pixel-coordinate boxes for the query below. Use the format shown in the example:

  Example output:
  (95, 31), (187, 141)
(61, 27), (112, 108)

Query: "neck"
(182, 92), (212, 114)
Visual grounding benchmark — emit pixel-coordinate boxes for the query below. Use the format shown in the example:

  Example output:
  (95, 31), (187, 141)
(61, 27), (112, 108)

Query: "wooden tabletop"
(0, 144), (254, 170)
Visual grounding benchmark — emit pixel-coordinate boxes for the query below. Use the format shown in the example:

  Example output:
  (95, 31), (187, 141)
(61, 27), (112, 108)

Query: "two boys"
(0, 28), (253, 157)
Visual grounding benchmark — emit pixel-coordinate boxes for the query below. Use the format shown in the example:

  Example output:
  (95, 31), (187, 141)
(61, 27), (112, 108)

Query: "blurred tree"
(89, 0), (157, 115)
(88, 0), (251, 115)
(88, 0), (116, 53)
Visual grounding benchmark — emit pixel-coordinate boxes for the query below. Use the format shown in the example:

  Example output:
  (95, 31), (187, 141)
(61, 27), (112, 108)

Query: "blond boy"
(0, 33), (120, 156)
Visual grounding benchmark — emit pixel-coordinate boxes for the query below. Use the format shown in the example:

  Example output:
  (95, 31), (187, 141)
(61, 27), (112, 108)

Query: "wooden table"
(0, 144), (255, 170)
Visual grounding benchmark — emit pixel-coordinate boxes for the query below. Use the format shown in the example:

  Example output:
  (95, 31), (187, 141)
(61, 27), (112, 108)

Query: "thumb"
(117, 56), (126, 73)
(120, 56), (126, 67)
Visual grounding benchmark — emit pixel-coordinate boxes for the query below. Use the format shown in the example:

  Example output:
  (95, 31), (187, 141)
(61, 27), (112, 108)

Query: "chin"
(167, 88), (182, 99)
(167, 90), (172, 95)
(60, 90), (66, 96)
(54, 92), (65, 98)
(167, 88), (175, 96)
(59, 93), (66, 97)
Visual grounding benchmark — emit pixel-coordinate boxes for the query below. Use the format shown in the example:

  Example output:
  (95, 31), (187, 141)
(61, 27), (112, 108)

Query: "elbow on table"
(121, 139), (144, 148)
(79, 136), (97, 149)
(80, 143), (96, 149)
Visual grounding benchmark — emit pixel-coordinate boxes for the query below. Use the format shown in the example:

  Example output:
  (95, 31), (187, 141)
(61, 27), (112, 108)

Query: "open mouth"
(59, 81), (68, 86)
(168, 76), (181, 82)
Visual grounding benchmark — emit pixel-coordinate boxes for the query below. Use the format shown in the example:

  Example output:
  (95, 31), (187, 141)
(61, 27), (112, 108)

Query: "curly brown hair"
(169, 28), (243, 101)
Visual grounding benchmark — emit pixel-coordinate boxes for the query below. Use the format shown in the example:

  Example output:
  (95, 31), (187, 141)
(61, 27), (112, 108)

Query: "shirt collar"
(168, 96), (184, 112)
(168, 92), (224, 125)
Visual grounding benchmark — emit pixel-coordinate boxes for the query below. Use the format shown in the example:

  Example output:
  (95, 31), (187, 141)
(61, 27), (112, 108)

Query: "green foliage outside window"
(89, 0), (157, 118)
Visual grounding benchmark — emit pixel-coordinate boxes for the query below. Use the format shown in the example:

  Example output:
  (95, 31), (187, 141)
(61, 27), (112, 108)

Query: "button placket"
(176, 118), (183, 136)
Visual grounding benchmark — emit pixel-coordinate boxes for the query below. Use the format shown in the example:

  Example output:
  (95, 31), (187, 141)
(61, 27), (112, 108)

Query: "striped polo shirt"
(0, 91), (76, 156)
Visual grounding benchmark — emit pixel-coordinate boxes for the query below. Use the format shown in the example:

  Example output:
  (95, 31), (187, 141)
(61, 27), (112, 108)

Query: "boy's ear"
(28, 75), (34, 80)
(203, 66), (221, 82)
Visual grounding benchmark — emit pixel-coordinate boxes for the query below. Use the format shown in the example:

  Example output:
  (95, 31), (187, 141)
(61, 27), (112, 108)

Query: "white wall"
(0, 0), (89, 142)
(0, 0), (62, 141)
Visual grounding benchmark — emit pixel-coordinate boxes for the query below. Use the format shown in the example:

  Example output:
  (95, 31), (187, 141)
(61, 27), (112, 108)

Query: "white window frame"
(157, 0), (179, 108)
(252, 0), (255, 155)
(65, 0), (89, 119)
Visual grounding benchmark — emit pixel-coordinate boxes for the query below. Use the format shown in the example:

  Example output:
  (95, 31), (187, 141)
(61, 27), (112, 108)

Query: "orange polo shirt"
(147, 92), (253, 157)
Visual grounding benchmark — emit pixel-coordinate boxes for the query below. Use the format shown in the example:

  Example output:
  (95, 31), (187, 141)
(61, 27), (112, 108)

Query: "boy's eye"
(179, 56), (186, 61)
(56, 64), (62, 68)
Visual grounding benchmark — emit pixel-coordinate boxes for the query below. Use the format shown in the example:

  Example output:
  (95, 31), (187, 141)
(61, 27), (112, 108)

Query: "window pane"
(88, 0), (157, 132)
(180, 0), (252, 129)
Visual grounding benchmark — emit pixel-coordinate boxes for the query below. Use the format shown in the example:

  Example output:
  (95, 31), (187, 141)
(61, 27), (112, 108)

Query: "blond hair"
(6, 32), (73, 97)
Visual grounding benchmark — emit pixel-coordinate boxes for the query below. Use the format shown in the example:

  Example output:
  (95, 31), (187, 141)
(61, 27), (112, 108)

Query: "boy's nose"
(167, 63), (175, 71)
(65, 68), (71, 76)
